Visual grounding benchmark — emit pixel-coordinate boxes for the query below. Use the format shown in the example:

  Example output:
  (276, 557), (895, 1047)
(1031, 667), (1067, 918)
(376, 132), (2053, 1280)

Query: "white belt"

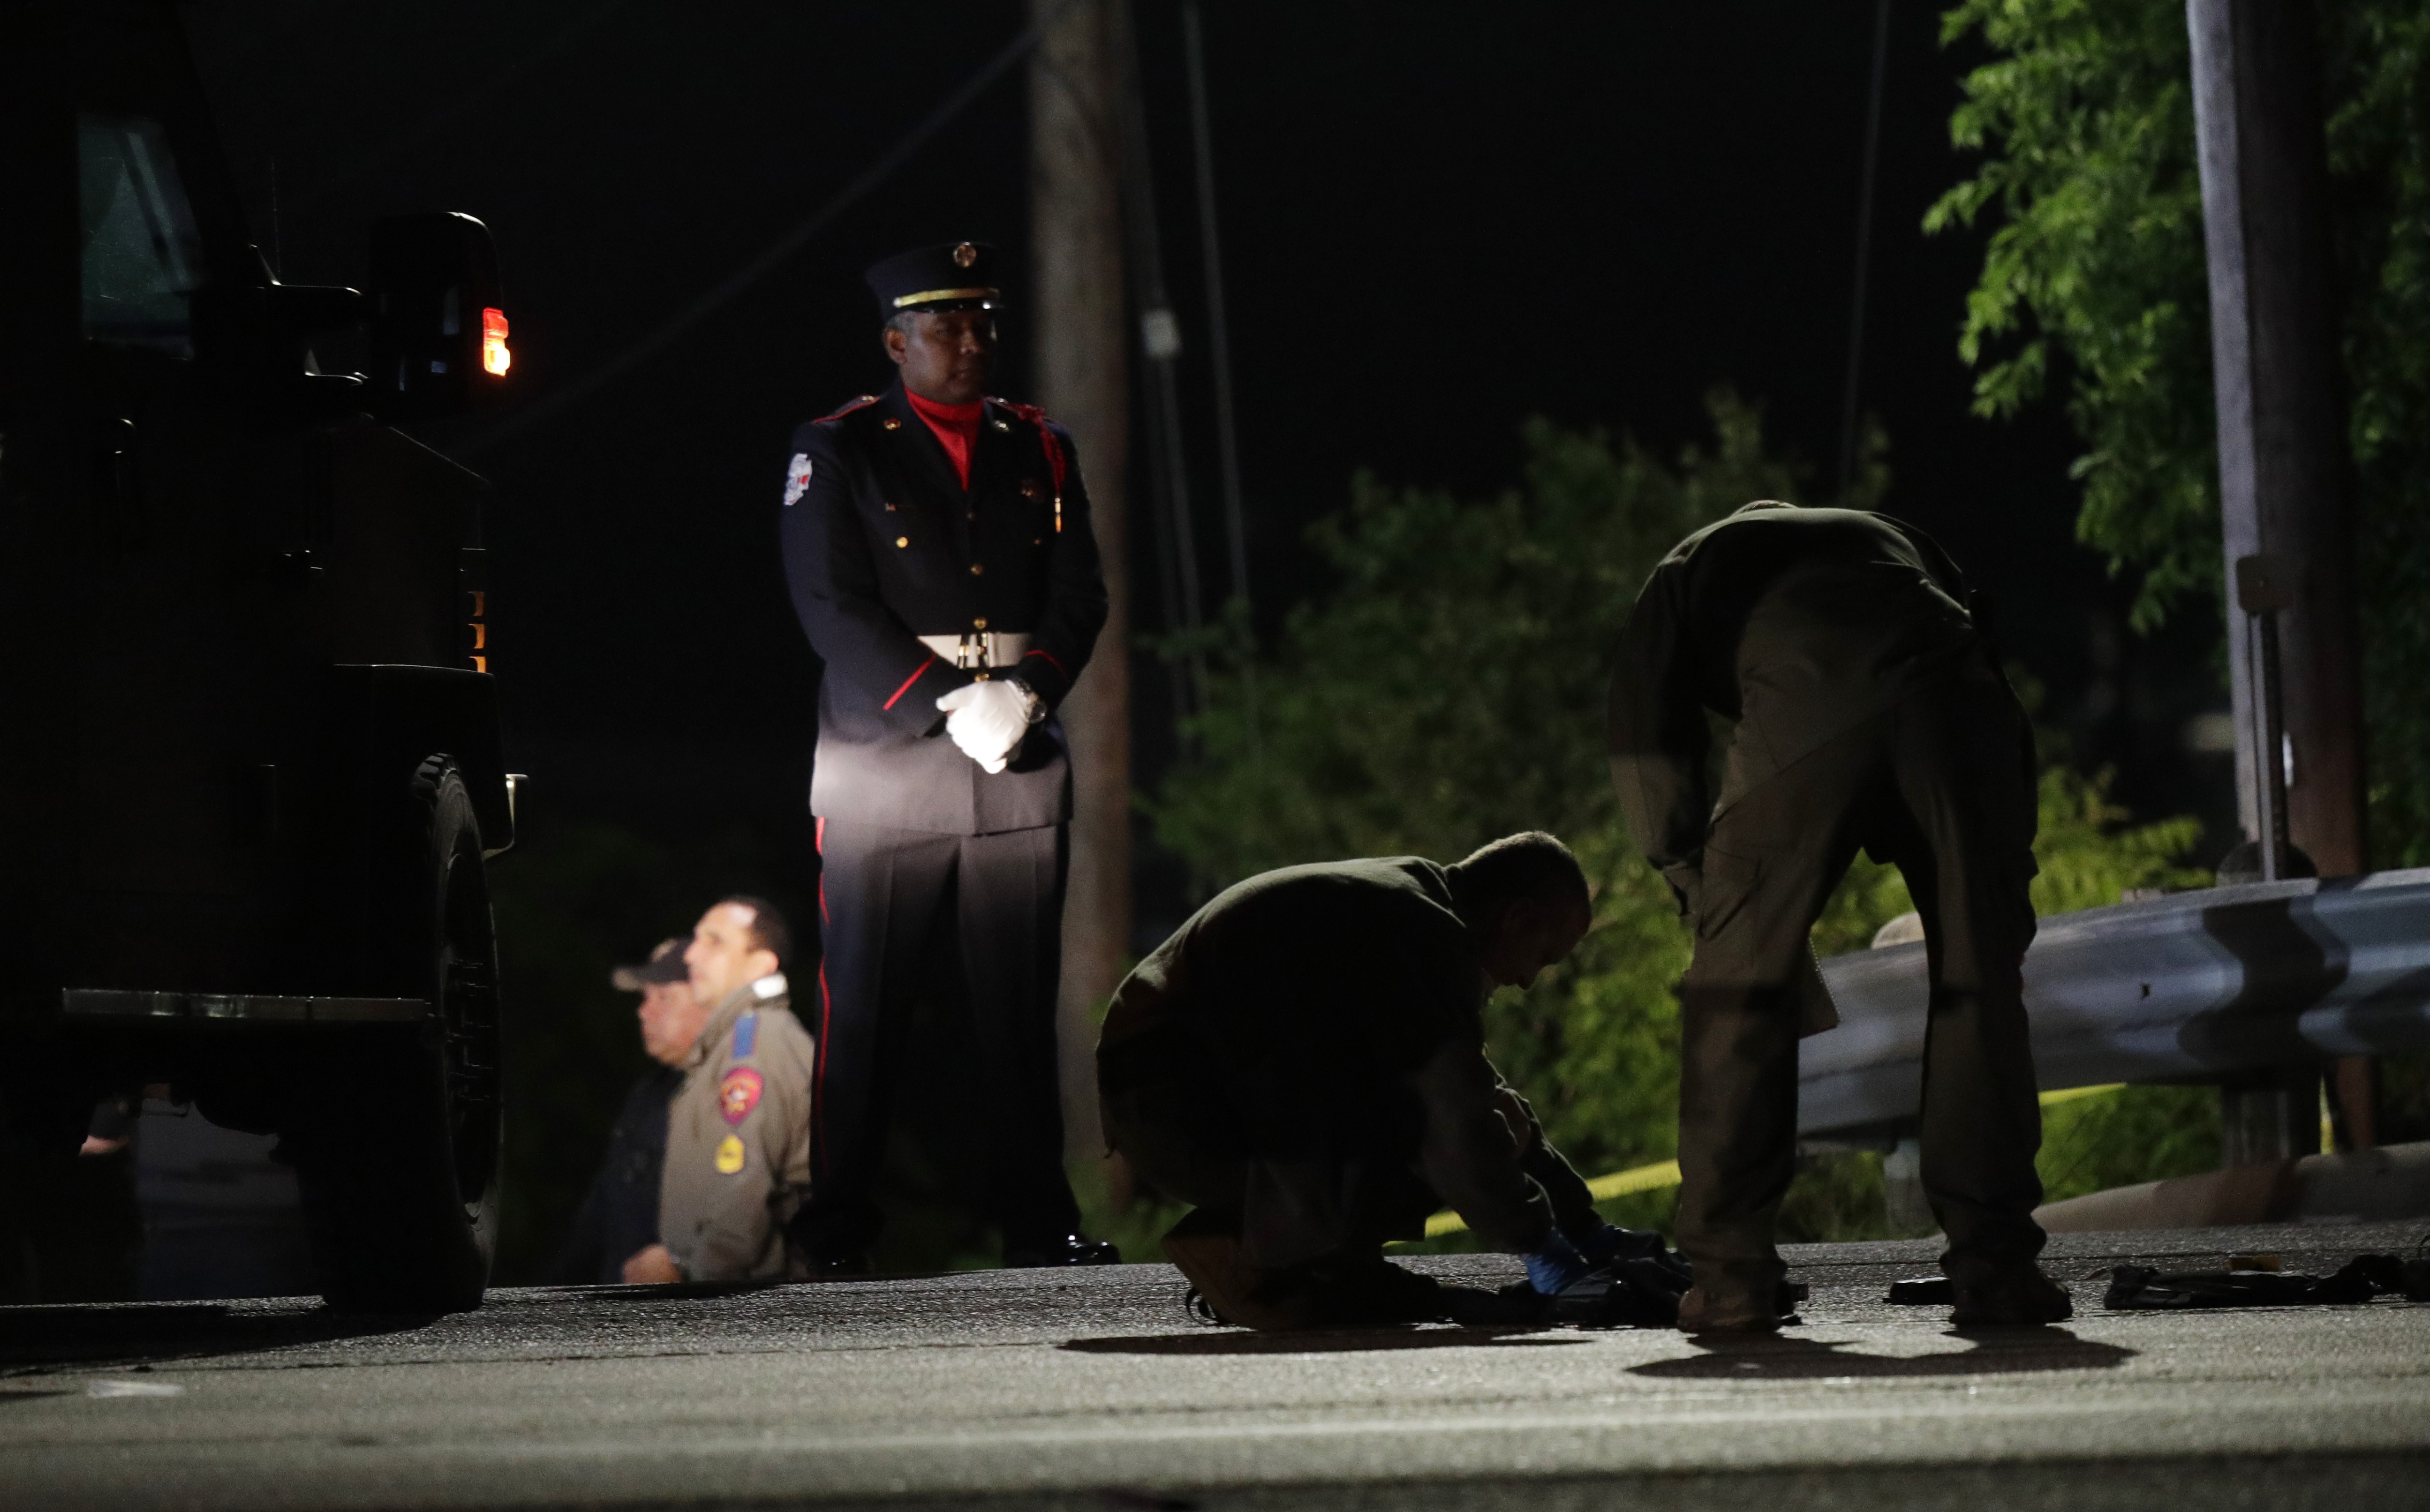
(917, 632), (1032, 670)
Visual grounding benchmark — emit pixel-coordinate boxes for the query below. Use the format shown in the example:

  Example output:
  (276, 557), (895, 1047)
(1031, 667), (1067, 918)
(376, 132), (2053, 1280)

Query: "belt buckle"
(957, 633), (992, 671)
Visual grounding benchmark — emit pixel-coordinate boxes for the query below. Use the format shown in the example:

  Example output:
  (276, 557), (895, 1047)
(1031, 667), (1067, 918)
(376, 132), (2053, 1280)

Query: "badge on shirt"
(718, 1067), (764, 1125)
(783, 452), (813, 506)
(714, 1134), (747, 1175)
(731, 1012), (758, 1060)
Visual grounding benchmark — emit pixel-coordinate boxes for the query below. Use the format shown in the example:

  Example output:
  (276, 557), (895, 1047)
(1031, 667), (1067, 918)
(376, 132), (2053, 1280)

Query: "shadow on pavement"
(0, 1301), (438, 1371)
(1630, 1325), (2134, 1379)
(1061, 1325), (1582, 1356)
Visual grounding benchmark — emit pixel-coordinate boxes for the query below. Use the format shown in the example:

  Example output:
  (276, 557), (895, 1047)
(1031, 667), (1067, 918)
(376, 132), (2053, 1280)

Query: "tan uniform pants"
(1676, 677), (2046, 1305)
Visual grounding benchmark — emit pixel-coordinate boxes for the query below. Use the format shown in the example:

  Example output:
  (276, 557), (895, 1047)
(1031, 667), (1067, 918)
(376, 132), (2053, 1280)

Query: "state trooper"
(1608, 500), (2069, 1331)
(777, 241), (1116, 1271)
(627, 897), (817, 1284)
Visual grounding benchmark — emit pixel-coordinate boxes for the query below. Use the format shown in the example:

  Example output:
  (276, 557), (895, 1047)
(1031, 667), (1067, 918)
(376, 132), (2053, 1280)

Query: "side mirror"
(366, 212), (510, 421)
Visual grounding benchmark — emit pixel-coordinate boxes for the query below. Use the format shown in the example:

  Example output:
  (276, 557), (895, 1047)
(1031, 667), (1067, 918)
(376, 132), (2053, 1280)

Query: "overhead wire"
(1181, 0), (1258, 759)
(304, 0), (639, 198)
(457, 7), (1069, 457)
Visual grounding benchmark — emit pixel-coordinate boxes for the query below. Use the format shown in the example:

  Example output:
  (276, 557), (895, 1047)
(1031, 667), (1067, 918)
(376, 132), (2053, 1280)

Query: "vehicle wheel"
(294, 757), (502, 1312)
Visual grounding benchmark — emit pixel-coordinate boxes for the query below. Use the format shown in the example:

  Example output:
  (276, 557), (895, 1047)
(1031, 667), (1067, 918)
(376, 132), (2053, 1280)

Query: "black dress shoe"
(1003, 1234), (1120, 1267)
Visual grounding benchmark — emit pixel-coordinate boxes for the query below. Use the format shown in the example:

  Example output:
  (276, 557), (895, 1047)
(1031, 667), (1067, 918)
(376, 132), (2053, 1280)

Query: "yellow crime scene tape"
(1418, 1082), (2128, 1240)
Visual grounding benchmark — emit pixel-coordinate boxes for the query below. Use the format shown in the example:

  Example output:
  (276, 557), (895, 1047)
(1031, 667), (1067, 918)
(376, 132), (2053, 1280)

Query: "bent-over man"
(1609, 499), (2068, 1331)
(626, 897), (816, 1284)
(1098, 833), (1686, 1330)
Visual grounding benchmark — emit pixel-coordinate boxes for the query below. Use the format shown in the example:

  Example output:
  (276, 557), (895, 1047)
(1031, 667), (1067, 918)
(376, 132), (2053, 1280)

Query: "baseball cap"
(611, 937), (691, 992)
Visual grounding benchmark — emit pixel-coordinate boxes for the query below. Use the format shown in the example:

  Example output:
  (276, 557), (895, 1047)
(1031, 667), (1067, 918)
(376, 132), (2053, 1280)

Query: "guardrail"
(1803, 866), (2430, 1141)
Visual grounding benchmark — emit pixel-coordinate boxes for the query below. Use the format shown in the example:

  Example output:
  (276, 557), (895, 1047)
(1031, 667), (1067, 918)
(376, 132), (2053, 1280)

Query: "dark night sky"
(184, 0), (2236, 949)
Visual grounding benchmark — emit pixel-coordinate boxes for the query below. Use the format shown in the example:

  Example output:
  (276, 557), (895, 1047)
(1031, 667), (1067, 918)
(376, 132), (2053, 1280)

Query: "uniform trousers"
(1101, 1059), (1602, 1269)
(1676, 677), (2045, 1305)
(801, 819), (1079, 1259)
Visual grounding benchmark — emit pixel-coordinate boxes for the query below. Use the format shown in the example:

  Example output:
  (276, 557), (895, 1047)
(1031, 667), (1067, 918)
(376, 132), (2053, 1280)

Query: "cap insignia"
(953, 241), (979, 268)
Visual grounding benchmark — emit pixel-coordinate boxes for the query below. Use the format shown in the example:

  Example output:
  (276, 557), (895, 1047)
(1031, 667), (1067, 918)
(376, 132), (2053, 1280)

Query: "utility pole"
(1181, 0), (1260, 754)
(1836, 0), (1891, 498)
(1031, 0), (1130, 1159)
(2187, 0), (2373, 1152)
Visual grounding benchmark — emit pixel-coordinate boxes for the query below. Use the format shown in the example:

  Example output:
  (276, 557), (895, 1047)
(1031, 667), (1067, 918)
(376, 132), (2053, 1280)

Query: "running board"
(60, 989), (432, 1023)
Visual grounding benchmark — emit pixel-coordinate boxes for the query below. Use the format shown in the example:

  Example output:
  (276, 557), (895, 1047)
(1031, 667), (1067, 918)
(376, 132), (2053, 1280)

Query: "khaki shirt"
(660, 974), (815, 1281)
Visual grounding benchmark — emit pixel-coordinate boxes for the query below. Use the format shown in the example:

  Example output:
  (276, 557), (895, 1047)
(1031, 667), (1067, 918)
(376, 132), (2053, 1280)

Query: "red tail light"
(481, 307), (512, 377)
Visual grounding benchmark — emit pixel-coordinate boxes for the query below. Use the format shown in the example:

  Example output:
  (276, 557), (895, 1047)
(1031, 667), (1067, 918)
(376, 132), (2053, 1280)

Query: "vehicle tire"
(293, 757), (502, 1312)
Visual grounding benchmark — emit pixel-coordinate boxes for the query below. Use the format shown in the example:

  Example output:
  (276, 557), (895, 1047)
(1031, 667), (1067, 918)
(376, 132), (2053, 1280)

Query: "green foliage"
(2327, 2), (2430, 865)
(1155, 405), (2218, 1252)
(1926, 0), (2217, 631)
(1153, 393), (1853, 1186)
(1932, 0), (2430, 862)
(1779, 1152), (1911, 1244)
(2037, 1084), (2221, 1203)
(1810, 766), (2211, 958)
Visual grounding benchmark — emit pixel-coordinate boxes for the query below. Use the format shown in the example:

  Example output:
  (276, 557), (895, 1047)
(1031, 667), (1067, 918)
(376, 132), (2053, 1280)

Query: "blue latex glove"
(1522, 1231), (1593, 1296)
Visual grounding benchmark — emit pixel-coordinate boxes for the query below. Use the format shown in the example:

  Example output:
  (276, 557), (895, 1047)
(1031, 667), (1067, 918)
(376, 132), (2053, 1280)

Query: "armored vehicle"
(1, 0), (517, 1310)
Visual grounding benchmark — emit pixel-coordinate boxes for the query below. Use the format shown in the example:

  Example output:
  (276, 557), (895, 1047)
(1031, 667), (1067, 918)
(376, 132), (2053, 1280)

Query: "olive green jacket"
(660, 975), (815, 1281)
(1608, 503), (1990, 902)
(1101, 857), (1554, 1263)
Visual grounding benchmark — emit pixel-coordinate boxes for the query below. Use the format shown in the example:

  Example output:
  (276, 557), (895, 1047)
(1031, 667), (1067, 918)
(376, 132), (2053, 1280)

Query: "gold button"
(1032, 537), (1043, 545)
(974, 617), (988, 630)
(969, 563), (984, 576)
(993, 419), (1011, 432)
(895, 536), (909, 549)
(883, 418), (902, 430)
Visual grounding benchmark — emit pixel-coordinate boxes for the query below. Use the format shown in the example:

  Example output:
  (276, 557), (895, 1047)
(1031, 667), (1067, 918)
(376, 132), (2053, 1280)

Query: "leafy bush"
(1148, 404), (2214, 1250)
(1930, 0), (2430, 863)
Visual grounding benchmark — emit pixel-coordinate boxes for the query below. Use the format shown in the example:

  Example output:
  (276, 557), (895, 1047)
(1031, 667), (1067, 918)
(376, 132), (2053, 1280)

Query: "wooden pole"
(2187, 0), (2372, 1151)
(1030, 0), (1130, 1160)
(2187, 0), (2365, 875)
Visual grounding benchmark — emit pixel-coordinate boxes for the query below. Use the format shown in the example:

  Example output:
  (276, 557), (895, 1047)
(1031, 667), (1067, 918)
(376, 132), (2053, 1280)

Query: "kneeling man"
(1098, 832), (1683, 1329)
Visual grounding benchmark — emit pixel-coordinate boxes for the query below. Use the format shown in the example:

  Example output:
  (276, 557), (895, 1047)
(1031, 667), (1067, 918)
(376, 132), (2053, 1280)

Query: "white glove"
(936, 679), (1034, 774)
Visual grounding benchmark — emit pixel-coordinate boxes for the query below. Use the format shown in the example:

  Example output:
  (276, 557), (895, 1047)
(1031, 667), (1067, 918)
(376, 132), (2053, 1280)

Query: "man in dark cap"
(1098, 833), (1692, 1330)
(550, 939), (698, 1284)
(777, 241), (1115, 1271)
(1608, 500), (2069, 1331)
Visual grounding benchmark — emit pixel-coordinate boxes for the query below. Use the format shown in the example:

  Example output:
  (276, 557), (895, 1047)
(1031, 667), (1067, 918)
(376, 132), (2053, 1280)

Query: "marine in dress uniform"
(1607, 500), (2071, 1331)
(777, 242), (1115, 1270)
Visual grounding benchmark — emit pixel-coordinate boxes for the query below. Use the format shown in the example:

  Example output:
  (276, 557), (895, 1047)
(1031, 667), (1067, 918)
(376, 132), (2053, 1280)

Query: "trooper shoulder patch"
(783, 452), (813, 506)
(718, 1067), (764, 1126)
(731, 1012), (758, 1060)
(714, 1134), (747, 1175)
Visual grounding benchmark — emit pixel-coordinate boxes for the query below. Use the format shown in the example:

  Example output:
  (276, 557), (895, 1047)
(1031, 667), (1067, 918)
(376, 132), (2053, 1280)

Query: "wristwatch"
(1004, 676), (1049, 725)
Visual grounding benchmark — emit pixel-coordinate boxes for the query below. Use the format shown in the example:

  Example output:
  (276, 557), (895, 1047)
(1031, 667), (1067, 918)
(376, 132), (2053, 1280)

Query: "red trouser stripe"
(814, 817), (832, 1175)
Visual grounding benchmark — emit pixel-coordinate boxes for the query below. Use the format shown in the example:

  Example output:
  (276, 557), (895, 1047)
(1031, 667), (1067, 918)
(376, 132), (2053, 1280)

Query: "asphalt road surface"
(3, 1222), (2426, 1512)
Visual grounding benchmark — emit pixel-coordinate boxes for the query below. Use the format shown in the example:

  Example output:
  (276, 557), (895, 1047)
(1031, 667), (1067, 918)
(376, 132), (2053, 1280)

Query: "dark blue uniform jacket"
(781, 379), (1108, 834)
(548, 1065), (679, 1284)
